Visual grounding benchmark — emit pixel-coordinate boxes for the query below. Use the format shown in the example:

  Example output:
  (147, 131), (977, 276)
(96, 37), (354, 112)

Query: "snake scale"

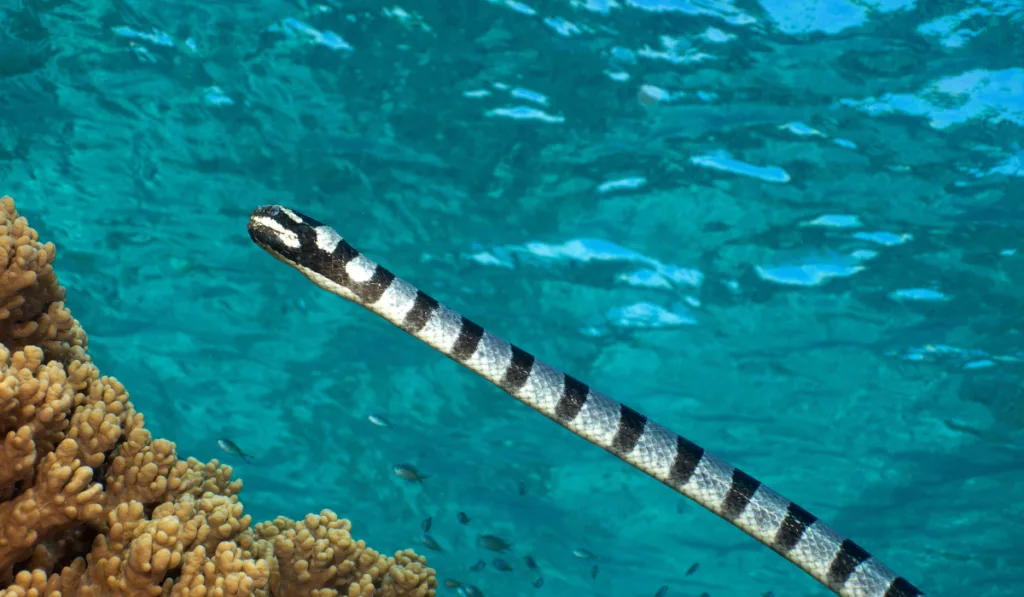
(247, 205), (925, 597)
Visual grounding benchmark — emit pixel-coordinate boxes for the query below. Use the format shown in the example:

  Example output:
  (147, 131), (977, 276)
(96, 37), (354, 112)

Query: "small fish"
(532, 578), (544, 588)
(590, 565), (599, 579)
(470, 560), (486, 571)
(457, 511), (471, 524)
(392, 463), (429, 483)
(655, 587), (669, 597)
(420, 533), (443, 552)
(572, 548), (595, 559)
(517, 481), (526, 495)
(685, 562), (699, 577)
(524, 555), (538, 570)
(457, 585), (484, 597)
(477, 535), (512, 552)
(368, 414), (391, 427)
(492, 558), (513, 571)
(762, 592), (774, 597)
(217, 439), (252, 463)
(421, 516), (432, 532)
(444, 579), (461, 588)
(699, 593), (710, 597)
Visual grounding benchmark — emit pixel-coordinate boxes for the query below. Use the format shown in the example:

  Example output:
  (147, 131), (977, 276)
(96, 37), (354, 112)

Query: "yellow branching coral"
(0, 197), (86, 364)
(245, 512), (435, 597)
(0, 437), (105, 572)
(0, 195), (437, 597)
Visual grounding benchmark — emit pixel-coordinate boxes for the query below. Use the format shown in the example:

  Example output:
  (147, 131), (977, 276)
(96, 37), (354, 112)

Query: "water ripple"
(6, 0), (1022, 594)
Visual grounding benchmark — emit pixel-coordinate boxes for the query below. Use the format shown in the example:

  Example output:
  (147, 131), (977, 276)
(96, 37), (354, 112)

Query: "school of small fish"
(395, 481), (753, 595)
(217, 414), (778, 596)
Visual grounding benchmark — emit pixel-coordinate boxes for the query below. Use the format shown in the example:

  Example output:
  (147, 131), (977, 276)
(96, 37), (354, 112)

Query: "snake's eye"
(268, 205), (281, 216)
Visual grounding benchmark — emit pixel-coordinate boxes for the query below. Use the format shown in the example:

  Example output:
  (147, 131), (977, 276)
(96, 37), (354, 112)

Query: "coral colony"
(0, 196), (437, 597)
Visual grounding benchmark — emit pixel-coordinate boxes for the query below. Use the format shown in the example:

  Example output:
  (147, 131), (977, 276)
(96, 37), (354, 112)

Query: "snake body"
(247, 205), (925, 597)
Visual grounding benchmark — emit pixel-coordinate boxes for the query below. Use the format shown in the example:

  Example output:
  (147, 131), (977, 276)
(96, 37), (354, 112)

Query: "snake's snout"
(248, 205), (304, 256)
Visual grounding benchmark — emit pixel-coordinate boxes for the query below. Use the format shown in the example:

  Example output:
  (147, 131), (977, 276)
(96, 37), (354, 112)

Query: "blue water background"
(3, 0), (1023, 595)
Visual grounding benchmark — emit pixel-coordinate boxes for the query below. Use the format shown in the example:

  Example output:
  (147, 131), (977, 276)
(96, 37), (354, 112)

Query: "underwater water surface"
(3, 0), (1024, 595)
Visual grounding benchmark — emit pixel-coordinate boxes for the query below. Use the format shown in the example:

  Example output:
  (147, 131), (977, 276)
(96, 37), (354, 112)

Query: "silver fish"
(420, 533), (443, 552)
(457, 511), (471, 524)
(655, 587), (668, 597)
(421, 516), (432, 532)
(217, 439), (252, 463)
(524, 555), (538, 570)
(392, 463), (429, 483)
(685, 562), (699, 576)
(572, 548), (595, 559)
(591, 565), (599, 579)
(477, 535), (512, 552)
(469, 559), (486, 571)
(368, 414), (391, 427)
(457, 585), (484, 597)
(444, 579), (461, 588)
(532, 578), (544, 589)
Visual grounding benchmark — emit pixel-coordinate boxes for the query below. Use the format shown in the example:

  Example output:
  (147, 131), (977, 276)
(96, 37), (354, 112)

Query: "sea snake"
(247, 204), (925, 597)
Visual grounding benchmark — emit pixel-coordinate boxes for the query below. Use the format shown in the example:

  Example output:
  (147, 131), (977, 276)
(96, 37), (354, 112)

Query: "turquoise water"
(3, 0), (1023, 595)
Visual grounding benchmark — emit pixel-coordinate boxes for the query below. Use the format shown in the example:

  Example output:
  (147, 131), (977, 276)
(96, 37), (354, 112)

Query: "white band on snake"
(248, 204), (925, 597)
